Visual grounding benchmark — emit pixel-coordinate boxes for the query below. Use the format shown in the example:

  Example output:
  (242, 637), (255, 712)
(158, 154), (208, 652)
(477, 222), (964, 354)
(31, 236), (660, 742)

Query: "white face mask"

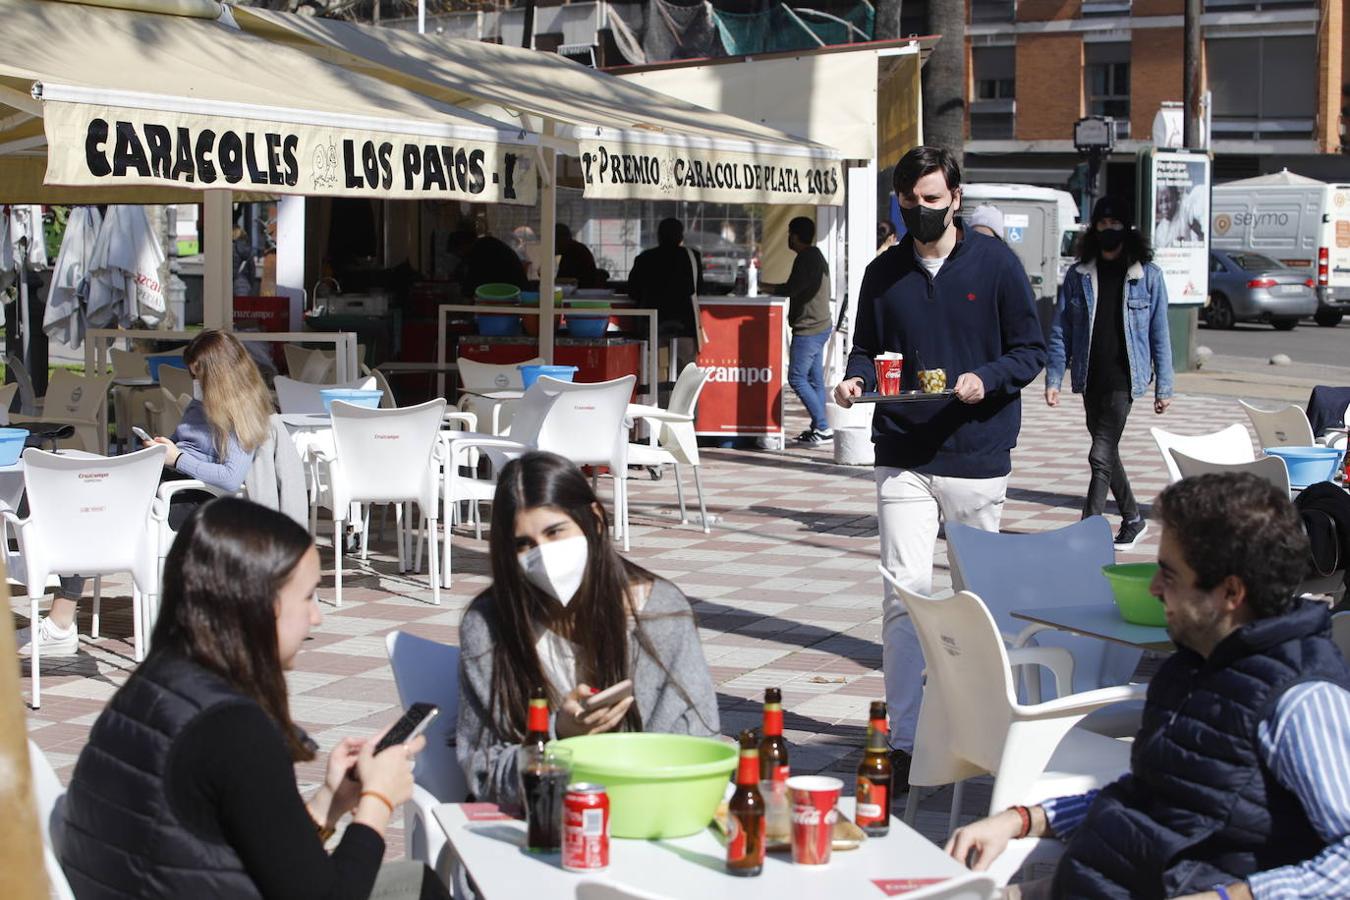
(518, 535), (588, 607)
(192, 379), (203, 401)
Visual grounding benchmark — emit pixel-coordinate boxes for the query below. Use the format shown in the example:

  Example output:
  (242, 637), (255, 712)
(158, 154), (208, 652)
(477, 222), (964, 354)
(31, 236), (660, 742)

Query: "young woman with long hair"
(148, 327), (274, 492)
(60, 498), (448, 899)
(17, 329), (277, 658)
(457, 451), (720, 805)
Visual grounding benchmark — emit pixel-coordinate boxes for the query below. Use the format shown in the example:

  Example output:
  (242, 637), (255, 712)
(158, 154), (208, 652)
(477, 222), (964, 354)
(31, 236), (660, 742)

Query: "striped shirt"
(1041, 680), (1350, 899)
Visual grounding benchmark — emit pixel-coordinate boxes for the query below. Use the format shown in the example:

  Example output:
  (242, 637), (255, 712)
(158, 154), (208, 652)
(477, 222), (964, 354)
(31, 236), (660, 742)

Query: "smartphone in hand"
(373, 702), (440, 755)
(132, 426), (153, 443)
(581, 680), (634, 713)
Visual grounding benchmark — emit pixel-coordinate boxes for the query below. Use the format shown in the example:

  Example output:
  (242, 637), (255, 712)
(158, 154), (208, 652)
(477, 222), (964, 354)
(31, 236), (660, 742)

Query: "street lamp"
(1073, 116), (1115, 222)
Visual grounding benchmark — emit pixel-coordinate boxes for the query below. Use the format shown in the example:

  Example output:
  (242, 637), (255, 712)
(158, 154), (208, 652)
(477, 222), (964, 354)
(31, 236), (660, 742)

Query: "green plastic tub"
(550, 733), (736, 838)
(1102, 563), (1165, 626)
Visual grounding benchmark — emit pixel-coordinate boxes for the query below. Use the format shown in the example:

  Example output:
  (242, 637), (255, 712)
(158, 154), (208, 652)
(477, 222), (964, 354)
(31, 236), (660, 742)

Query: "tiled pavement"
(15, 385), (1269, 857)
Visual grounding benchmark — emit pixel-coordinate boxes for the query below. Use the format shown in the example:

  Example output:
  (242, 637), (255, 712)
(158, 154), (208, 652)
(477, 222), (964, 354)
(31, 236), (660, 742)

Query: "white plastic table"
(1012, 605), (1174, 652)
(432, 797), (968, 899)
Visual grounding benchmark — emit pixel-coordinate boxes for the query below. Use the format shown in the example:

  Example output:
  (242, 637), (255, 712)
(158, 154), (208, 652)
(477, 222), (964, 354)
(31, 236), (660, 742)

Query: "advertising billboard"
(1141, 150), (1211, 306)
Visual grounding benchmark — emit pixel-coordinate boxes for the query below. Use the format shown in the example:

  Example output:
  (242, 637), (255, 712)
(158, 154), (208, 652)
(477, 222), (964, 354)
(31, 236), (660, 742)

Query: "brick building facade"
(964, 0), (1347, 188)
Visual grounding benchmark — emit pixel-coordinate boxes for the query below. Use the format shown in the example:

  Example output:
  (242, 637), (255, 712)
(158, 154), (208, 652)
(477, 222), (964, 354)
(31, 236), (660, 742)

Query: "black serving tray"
(853, 390), (956, 403)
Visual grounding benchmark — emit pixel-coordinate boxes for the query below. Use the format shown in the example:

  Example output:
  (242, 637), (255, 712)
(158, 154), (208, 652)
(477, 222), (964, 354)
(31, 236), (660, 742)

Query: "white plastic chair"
(297, 344), (367, 385)
(442, 375), (636, 570)
(4, 446), (166, 708)
(371, 368), (398, 409)
(1150, 423), (1254, 483)
(456, 356), (543, 435)
(385, 631), (466, 882)
(0, 381), (18, 425)
(284, 343), (319, 379)
(7, 353), (41, 416)
(945, 517), (1142, 723)
(28, 740), (77, 900)
(318, 399), (446, 606)
(881, 568), (1139, 830)
(1169, 449), (1291, 496)
(1239, 400), (1316, 450)
(10, 369), (114, 455)
(625, 363), (712, 533)
(275, 375), (378, 415)
(110, 349), (169, 451)
(157, 363), (194, 406)
(142, 387), (192, 438)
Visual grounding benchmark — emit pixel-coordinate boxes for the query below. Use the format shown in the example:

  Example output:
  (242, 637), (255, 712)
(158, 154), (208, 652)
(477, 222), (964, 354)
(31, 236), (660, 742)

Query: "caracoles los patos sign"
(578, 140), (841, 206)
(43, 101), (537, 205)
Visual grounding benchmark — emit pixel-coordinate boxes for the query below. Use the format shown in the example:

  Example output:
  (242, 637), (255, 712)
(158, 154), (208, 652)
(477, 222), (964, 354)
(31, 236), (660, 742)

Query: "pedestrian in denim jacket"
(1045, 197), (1174, 549)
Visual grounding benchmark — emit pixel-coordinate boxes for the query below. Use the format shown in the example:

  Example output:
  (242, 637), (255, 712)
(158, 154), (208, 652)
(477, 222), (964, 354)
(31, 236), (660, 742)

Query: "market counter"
(695, 295), (788, 445)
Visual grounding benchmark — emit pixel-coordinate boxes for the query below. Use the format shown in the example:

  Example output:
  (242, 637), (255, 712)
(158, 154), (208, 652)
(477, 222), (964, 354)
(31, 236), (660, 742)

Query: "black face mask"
(899, 203), (951, 245)
(1097, 228), (1126, 252)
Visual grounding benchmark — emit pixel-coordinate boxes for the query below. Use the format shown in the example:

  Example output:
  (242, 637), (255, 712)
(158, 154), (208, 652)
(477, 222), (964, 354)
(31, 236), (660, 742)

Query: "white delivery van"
(962, 183), (1080, 337)
(1211, 169), (1350, 326)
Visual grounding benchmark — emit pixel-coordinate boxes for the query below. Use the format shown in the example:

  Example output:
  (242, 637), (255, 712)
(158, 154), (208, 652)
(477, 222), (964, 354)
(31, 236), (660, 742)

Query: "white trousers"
(875, 466), (1007, 751)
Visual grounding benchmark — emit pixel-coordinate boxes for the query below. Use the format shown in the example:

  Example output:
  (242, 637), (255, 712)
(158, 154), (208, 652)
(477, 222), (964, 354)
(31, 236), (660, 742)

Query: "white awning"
(230, 6), (843, 206)
(0, 0), (537, 204)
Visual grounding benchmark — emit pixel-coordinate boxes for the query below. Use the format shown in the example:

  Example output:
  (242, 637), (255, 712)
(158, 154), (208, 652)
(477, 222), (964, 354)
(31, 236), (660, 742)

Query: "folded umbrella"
(44, 206), (103, 349)
(87, 206), (166, 330)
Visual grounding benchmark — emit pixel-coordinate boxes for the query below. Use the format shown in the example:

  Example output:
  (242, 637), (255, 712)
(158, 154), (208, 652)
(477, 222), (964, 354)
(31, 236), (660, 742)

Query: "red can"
(562, 783), (610, 872)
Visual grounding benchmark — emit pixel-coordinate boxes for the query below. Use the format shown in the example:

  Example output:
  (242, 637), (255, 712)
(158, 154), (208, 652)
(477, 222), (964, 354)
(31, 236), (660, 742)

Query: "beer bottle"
(726, 730), (766, 877)
(758, 687), (790, 785)
(855, 700), (892, 836)
(523, 686), (550, 752)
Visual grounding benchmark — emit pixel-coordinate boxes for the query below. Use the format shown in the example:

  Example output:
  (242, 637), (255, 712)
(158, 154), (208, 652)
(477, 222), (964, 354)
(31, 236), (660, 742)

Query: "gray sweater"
(455, 578), (720, 806)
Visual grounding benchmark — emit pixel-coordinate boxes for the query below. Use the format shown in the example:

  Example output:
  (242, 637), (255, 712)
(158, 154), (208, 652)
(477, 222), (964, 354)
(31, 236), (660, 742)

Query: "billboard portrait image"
(1153, 159), (1209, 250)
(1147, 151), (1211, 304)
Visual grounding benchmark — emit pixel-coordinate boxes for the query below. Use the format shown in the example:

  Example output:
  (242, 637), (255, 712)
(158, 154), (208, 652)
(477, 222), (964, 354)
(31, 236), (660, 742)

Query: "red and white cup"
(874, 353), (904, 396)
(787, 775), (842, 866)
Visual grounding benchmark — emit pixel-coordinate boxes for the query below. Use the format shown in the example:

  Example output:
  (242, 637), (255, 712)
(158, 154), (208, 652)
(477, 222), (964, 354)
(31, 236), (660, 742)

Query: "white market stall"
(228, 6), (844, 403)
(0, 0), (538, 372)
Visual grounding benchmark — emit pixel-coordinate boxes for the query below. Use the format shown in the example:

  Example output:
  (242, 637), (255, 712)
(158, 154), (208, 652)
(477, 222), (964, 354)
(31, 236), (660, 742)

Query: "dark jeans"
(1082, 390), (1139, 522)
(787, 329), (831, 431)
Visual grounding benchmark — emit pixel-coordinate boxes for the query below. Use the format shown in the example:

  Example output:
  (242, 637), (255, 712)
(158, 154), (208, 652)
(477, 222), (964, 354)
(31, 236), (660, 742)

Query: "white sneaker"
(15, 617), (80, 658)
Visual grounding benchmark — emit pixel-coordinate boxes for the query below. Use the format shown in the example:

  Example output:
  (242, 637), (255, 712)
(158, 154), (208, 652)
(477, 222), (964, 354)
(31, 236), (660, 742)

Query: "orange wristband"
(359, 790), (395, 816)
(1013, 805), (1031, 839)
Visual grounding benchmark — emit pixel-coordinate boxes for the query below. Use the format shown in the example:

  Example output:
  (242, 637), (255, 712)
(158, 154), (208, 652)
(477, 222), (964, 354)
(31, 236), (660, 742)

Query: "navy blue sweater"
(844, 230), (1046, 478)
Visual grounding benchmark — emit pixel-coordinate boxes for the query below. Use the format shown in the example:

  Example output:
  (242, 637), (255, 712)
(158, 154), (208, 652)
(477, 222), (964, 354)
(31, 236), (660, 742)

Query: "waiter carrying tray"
(833, 146), (1047, 790)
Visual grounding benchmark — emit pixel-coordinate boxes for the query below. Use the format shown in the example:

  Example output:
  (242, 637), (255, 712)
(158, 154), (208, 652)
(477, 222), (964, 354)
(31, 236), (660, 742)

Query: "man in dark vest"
(945, 472), (1350, 899)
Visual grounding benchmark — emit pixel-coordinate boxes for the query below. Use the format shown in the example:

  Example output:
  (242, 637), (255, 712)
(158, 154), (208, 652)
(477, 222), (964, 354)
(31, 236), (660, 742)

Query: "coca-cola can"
(562, 783), (610, 872)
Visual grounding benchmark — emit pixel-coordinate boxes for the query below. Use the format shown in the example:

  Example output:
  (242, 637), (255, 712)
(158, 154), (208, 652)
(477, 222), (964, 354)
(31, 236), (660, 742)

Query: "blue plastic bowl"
(1263, 446), (1346, 488)
(476, 314), (522, 337)
(565, 312), (611, 338)
(320, 389), (384, 414)
(519, 364), (578, 389)
(147, 355), (187, 382)
(0, 427), (27, 466)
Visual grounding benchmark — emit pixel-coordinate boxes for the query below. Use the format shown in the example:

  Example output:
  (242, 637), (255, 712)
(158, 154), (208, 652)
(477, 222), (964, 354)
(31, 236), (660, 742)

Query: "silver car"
(1205, 250), (1318, 331)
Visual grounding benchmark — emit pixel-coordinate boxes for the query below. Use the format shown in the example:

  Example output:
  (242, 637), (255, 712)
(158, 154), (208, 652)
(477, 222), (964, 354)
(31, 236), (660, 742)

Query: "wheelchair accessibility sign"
(1006, 226), (1025, 243)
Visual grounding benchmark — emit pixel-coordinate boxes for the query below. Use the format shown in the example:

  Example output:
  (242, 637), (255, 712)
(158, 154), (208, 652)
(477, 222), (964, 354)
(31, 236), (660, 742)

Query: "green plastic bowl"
(551, 733), (736, 838)
(1102, 563), (1165, 626)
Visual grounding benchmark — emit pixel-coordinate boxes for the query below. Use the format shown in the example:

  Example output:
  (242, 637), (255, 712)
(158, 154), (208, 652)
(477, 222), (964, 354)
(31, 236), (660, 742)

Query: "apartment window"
(971, 45), (1015, 140)
(1085, 42), (1130, 139)
(1080, 0), (1132, 16)
(970, 0), (1015, 23)
(1203, 0), (1314, 11)
(1207, 35), (1316, 138)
